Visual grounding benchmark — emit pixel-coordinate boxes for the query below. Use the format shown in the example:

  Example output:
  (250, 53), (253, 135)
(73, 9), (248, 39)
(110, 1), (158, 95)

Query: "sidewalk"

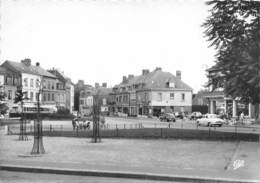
(0, 133), (260, 182)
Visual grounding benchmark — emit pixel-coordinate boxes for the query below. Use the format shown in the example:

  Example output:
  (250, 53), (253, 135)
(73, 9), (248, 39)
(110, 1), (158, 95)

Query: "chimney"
(176, 70), (181, 80)
(102, 82), (107, 88)
(21, 58), (31, 66)
(95, 82), (100, 88)
(36, 62), (40, 67)
(122, 76), (127, 83)
(155, 67), (162, 71)
(142, 69), (150, 75)
(128, 74), (134, 80)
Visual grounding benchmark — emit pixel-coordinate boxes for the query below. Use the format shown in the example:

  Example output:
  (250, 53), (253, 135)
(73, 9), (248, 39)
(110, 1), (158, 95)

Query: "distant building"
(111, 68), (193, 117)
(74, 80), (92, 112)
(1, 59), (57, 113)
(48, 69), (74, 113)
(79, 82), (112, 116)
(205, 65), (250, 117)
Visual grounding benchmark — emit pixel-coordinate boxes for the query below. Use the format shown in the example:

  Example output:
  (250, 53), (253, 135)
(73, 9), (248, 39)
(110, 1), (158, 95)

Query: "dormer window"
(169, 82), (175, 88)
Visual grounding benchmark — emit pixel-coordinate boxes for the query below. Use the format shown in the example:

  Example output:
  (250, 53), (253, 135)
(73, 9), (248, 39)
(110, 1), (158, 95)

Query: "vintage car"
(159, 113), (176, 122)
(196, 114), (225, 127)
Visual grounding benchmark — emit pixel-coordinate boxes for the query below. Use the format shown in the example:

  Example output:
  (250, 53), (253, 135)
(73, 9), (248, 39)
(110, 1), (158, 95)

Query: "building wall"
(150, 90), (192, 107)
(42, 77), (57, 106)
(22, 73), (41, 103)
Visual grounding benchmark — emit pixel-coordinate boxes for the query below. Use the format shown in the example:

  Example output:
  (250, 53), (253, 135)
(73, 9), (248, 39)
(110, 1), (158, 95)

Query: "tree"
(0, 86), (8, 115)
(203, 0), (260, 121)
(14, 85), (29, 140)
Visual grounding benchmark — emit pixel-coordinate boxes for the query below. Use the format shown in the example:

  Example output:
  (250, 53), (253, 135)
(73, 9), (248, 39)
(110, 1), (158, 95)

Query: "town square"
(0, 0), (260, 182)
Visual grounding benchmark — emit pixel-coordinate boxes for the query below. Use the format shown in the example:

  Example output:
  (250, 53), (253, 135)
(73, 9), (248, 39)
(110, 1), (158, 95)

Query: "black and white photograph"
(0, 0), (260, 182)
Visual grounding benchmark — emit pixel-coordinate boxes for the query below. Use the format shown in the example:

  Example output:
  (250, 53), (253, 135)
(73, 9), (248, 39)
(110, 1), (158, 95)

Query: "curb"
(0, 164), (259, 183)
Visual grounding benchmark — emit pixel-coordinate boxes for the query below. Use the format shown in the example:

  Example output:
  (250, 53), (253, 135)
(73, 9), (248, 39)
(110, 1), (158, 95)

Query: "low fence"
(7, 122), (260, 142)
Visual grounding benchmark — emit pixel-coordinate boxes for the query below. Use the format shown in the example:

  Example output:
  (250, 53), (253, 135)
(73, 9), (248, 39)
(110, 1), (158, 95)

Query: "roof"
(116, 69), (193, 91)
(2, 60), (56, 78)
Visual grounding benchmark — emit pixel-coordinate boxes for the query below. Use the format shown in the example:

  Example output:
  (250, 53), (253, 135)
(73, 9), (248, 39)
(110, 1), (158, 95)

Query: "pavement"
(0, 130), (260, 183)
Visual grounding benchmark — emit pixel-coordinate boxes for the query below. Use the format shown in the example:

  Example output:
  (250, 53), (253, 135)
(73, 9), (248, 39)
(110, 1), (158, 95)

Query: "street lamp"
(92, 90), (101, 143)
(31, 79), (45, 154)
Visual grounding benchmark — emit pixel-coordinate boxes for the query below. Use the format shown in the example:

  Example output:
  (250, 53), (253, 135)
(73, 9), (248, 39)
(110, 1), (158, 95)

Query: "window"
(36, 79), (40, 88)
(30, 92), (34, 101)
(48, 93), (50, 101)
(144, 93), (148, 101)
(6, 77), (12, 85)
(36, 93), (39, 101)
(24, 78), (28, 87)
(47, 81), (50, 89)
(8, 90), (12, 100)
(170, 93), (174, 100)
(80, 99), (84, 105)
(52, 93), (55, 101)
(51, 82), (55, 90)
(182, 93), (185, 101)
(157, 93), (162, 101)
(43, 93), (46, 101)
(14, 78), (19, 85)
(30, 79), (34, 87)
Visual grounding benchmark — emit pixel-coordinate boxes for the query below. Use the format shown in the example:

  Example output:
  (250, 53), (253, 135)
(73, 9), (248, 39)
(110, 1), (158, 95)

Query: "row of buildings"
(77, 67), (193, 117)
(0, 59), (74, 114)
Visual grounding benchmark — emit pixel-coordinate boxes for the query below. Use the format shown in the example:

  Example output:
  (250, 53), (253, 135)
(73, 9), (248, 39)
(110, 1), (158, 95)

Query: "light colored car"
(196, 114), (225, 127)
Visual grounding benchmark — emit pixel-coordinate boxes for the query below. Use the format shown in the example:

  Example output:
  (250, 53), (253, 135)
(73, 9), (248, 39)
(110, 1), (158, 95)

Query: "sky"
(1, 0), (216, 93)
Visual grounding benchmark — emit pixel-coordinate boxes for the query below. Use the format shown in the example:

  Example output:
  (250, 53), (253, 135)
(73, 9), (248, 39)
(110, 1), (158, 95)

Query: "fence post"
(168, 123), (170, 128)
(208, 127), (211, 136)
(50, 124), (52, 132)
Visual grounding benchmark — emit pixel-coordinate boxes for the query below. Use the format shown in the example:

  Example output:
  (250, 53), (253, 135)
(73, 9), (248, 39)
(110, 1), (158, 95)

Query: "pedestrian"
(240, 112), (244, 124)
(72, 119), (76, 130)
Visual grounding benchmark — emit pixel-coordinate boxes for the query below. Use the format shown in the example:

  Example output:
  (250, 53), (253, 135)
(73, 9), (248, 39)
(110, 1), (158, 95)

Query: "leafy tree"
(14, 85), (28, 114)
(0, 86), (8, 115)
(203, 0), (260, 120)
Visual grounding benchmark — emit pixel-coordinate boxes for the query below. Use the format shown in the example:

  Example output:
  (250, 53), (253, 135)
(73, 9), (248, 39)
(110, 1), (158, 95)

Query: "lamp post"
(92, 91), (101, 143)
(31, 79), (45, 154)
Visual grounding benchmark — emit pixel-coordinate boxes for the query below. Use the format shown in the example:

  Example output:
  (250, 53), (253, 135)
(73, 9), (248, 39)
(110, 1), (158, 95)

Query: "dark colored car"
(189, 112), (203, 120)
(159, 113), (176, 122)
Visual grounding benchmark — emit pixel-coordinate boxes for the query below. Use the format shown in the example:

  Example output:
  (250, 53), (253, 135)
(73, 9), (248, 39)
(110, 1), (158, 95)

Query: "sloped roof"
(117, 69), (193, 91)
(2, 60), (56, 78)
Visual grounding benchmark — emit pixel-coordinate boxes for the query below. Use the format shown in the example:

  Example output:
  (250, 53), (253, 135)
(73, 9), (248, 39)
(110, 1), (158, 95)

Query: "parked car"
(159, 113), (176, 122)
(196, 114), (225, 127)
(189, 112), (202, 120)
(174, 112), (184, 119)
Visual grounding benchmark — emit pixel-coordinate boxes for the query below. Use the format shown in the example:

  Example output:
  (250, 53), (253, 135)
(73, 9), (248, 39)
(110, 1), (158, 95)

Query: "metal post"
(92, 94), (101, 143)
(31, 88), (45, 154)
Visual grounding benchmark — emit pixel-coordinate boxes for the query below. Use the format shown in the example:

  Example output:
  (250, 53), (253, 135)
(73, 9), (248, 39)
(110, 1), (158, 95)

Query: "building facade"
(111, 68), (193, 117)
(1, 59), (57, 113)
(204, 66), (251, 118)
(79, 83), (111, 116)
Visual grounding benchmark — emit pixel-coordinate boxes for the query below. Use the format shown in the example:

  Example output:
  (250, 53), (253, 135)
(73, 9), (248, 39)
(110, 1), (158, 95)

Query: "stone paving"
(0, 130), (260, 182)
